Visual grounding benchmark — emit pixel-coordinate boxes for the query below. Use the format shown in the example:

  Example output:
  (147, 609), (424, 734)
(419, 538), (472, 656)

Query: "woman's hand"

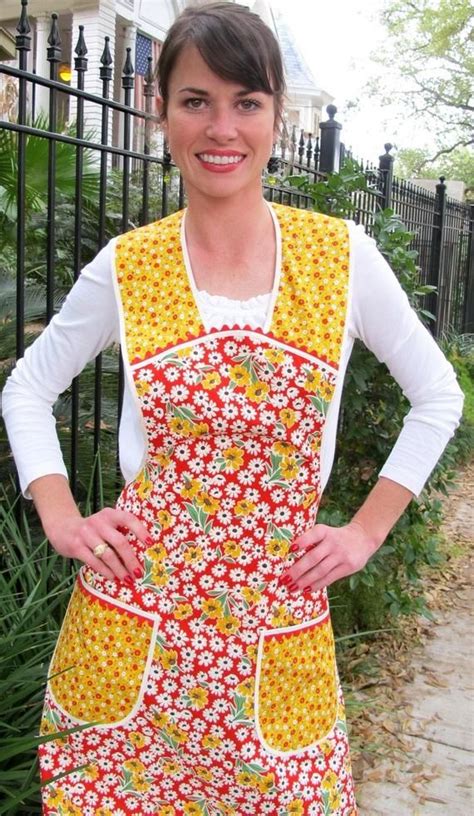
(46, 507), (151, 583)
(280, 521), (377, 593)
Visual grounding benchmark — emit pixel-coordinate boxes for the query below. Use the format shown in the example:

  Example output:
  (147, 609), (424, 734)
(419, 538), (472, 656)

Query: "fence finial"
(319, 105), (342, 173)
(123, 47), (134, 77)
(101, 36), (113, 67)
(144, 55), (154, 95)
(48, 13), (61, 48)
(75, 25), (88, 74)
(16, 0), (31, 36)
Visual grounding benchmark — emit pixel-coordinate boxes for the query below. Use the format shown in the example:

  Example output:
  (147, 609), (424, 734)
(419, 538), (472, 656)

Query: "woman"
(2, 4), (463, 815)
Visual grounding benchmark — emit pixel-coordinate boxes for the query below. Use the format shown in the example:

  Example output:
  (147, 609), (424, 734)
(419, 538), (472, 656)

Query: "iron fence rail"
(1, 1), (472, 508)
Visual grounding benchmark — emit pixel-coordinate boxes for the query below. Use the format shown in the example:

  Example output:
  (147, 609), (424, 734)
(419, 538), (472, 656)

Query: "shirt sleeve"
(1, 241), (120, 497)
(347, 221), (464, 496)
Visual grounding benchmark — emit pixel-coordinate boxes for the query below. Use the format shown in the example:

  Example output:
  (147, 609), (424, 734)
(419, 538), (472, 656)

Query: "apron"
(39, 204), (358, 815)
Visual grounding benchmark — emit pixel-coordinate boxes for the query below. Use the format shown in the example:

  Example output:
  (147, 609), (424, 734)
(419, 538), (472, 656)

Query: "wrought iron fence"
(1, 1), (472, 508)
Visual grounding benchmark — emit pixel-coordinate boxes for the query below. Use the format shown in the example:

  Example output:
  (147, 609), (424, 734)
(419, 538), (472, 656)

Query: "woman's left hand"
(280, 521), (378, 593)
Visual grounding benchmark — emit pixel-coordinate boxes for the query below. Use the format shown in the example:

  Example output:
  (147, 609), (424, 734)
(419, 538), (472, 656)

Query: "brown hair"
(157, 2), (286, 121)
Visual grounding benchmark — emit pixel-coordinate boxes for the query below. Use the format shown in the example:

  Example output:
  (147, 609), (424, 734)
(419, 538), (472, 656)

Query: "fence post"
(378, 143), (394, 209)
(427, 176), (447, 337)
(462, 204), (474, 333)
(319, 104), (342, 173)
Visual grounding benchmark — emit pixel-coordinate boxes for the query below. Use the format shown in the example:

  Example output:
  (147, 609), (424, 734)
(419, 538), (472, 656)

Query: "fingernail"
(124, 575), (134, 587)
(279, 573), (291, 585)
(288, 582), (299, 592)
(290, 542), (299, 553)
(304, 586), (312, 594)
(145, 536), (154, 546)
(134, 567), (143, 579)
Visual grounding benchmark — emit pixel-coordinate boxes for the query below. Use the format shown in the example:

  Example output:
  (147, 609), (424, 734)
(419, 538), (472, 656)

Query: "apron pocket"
(255, 612), (338, 755)
(48, 573), (156, 726)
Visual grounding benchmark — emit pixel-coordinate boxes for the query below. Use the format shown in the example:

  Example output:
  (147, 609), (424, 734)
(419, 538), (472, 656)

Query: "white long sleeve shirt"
(2, 215), (464, 499)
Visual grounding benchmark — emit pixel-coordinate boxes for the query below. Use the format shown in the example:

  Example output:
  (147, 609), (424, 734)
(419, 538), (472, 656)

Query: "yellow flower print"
(167, 723), (188, 744)
(202, 734), (222, 749)
(223, 539), (242, 558)
(216, 615), (241, 635)
(236, 677), (255, 698)
(287, 801), (305, 815)
(162, 760), (180, 776)
(168, 417), (193, 435)
(188, 687), (209, 709)
(191, 421), (209, 437)
(195, 765), (213, 782)
(45, 787), (65, 808)
(202, 371), (221, 389)
(229, 364), (251, 386)
(246, 643), (258, 662)
(201, 598), (223, 618)
(241, 586), (261, 605)
(271, 604), (292, 627)
(159, 649), (178, 670)
(129, 731), (146, 748)
(40, 716), (56, 736)
(96, 809), (115, 816)
(151, 711), (170, 728)
(174, 602), (193, 620)
(132, 773), (151, 793)
(151, 563), (169, 586)
(264, 348), (285, 365)
(183, 804), (202, 816)
(177, 347), (192, 358)
(157, 806), (176, 816)
(302, 490), (317, 509)
(183, 546), (203, 564)
(158, 510), (174, 529)
(154, 451), (171, 469)
(320, 739), (335, 757)
(234, 500), (256, 516)
(195, 492), (220, 514)
(257, 772), (275, 793)
(266, 537), (290, 558)
(84, 763), (99, 780)
(279, 408), (297, 427)
(280, 458), (299, 480)
(135, 379), (150, 396)
(222, 446), (244, 470)
(245, 381), (269, 403)
(329, 790), (342, 809)
(236, 770), (254, 787)
(304, 368), (324, 392)
(136, 479), (153, 499)
(123, 758), (146, 773)
(146, 543), (167, 562)
(272, 440), (297, 456)
(321, 769), (338, 790)
(180, 478), (202, 499)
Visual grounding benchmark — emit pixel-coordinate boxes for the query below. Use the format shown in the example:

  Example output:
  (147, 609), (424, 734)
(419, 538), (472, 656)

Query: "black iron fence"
(1, 2), (473, 507)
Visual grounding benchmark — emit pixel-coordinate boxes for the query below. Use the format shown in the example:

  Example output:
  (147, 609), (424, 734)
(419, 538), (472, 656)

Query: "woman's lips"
(196, 152), (246, 172)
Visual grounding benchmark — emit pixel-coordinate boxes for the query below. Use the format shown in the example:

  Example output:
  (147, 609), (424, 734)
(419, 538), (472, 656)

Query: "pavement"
(356, 474), (474, 815)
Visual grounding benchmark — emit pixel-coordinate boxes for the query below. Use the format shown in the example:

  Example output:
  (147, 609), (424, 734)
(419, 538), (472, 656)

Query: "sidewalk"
(354, 464), (474, 814)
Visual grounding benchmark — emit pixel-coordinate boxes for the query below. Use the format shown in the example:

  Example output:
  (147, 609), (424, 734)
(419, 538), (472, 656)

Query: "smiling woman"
(1, 2), (463, 816)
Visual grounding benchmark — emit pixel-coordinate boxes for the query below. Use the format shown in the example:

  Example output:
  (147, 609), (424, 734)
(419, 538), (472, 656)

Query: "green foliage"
(285, 158), (368, 217)
(0, 491), (75, 814)
(371, 0), (473, 160)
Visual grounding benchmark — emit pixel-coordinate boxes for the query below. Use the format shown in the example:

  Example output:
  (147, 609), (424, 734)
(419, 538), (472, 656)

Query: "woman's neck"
(185, 192), (271, 255)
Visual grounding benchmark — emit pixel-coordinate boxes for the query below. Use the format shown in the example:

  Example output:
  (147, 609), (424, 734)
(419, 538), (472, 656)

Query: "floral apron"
(39, 204), (358, 815)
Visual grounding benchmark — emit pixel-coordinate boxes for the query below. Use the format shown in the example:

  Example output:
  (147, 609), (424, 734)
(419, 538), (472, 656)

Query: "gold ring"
(93, 542), (109, 559)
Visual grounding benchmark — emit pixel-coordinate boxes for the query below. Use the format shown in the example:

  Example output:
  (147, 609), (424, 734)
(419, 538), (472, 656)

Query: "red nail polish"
(280, 574), (291, 585)
(145, 536), (154, 546)
(290, 543), (299, 553)
(124, 575), (134, 587)
(134, 568), (143, 579)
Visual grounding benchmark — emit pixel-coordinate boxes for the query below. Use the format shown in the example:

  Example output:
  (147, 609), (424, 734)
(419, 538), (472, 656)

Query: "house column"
(34, 13), (51, 117)
(70, 0), (116, 137)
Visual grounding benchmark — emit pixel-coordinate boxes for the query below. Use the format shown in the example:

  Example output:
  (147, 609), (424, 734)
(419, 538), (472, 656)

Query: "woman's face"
(159, 46), (278, 205)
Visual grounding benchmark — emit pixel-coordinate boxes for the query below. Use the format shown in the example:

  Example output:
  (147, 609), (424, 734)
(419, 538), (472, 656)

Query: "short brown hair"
(157, 2), (286, 121)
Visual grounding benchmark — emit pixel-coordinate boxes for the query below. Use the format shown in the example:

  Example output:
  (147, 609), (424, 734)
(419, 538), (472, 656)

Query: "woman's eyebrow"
(177, 86), (259, 96)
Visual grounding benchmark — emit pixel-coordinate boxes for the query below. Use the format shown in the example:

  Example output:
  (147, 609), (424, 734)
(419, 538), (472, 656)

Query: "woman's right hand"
(46, 507), (151, 582)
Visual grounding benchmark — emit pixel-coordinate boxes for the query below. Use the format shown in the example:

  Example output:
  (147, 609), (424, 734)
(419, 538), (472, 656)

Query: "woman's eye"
(239, 99), (260, 111)
(185, 98), (206, 110)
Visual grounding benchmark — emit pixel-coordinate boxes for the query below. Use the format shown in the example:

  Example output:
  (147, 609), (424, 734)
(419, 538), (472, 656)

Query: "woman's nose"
(205, 108), (238, 141)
